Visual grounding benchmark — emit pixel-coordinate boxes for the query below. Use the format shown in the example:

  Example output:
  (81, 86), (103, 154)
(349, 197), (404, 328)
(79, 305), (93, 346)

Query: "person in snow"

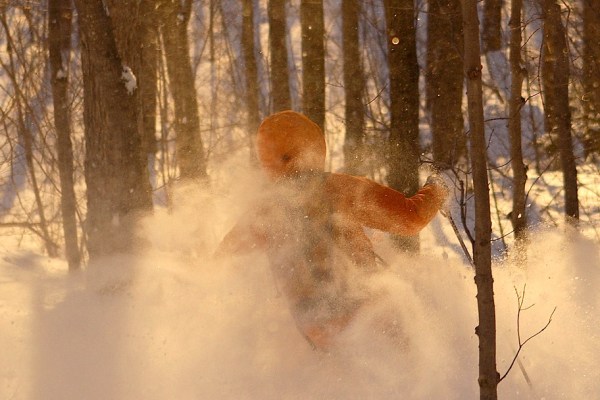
(217, 110), (449, 350)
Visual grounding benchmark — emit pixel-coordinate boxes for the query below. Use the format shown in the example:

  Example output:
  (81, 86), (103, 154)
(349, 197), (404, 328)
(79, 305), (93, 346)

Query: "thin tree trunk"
(582, 0), (600, 159)
(242, 0), (260, 153)
(384, 0), (420, 252)
(463, 0), (498, 398)
(159, 0), (208, 180)
(541, 0), (579, 223)
(426, 0), (465, 168)
(268, 0), (291, 112)
(48, 0), (81, 270)
(75, 0), (152, 257)
(482, 0), (502, 52)
(342, 0), (365, 175)
(300, 0), (325, 131)
(508, 0), (528, 255)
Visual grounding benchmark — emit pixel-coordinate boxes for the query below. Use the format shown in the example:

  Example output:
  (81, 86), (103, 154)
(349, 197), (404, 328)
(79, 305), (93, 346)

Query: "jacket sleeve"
(215, 216), (268, 257)
(325, 173), (448, 236)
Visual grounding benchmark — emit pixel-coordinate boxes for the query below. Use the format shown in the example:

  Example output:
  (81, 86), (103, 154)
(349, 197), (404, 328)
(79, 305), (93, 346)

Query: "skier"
(217, 110), (449, 350)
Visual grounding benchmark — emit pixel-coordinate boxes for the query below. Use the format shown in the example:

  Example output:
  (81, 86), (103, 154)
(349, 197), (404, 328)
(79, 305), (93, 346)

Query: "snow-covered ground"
(1, 171), (598, 399)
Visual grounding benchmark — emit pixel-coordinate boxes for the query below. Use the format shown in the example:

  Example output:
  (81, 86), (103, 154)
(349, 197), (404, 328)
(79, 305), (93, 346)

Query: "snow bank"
(1, 181), (598, 399)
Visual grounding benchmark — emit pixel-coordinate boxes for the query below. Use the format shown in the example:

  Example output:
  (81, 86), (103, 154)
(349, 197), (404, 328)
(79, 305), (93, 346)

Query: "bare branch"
(499, 284), (557, 382)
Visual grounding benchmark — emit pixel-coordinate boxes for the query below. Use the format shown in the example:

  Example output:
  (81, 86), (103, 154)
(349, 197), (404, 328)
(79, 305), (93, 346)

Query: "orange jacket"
(217, 111), (448, 349)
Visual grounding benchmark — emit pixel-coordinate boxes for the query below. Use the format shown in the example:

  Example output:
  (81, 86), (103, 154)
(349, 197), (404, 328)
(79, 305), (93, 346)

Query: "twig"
(499, 284), (557, 383)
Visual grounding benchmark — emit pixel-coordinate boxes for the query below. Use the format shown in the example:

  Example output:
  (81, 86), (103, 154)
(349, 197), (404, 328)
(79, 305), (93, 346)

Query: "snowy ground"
(1, 172), (599, 400)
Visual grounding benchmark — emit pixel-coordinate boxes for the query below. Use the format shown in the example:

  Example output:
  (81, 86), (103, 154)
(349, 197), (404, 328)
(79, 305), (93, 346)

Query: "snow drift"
(1, 179), (599, 400)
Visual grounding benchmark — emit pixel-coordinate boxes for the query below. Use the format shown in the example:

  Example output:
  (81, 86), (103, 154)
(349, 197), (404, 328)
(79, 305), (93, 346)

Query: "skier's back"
(218, 110), (448, 349)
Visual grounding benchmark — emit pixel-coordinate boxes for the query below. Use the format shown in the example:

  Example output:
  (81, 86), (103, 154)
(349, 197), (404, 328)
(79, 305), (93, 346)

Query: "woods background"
(1, 1), (599, 398)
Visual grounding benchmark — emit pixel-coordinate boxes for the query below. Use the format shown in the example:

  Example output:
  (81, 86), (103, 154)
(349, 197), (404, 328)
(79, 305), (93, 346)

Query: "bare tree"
(0, 8), (58, 257)
(426, 0), (465, 167)
(159, 0), (208, 180)
(582, 0), (600, 160)
(508, 0), (527, 254)
(48, 0), (81, 270)
(482, 0), (502, 53)
(106, 0), (160, 161)
(541, 0), (579, 223)
(300, 0), (325, 131)
(463, 0), (498, 398)
(342, 0), (365, 175)
(384, 0), (420, 252)
(242, 0), (260, 150)
(268, 0), (291, 112)
(75, 0), (153, 257)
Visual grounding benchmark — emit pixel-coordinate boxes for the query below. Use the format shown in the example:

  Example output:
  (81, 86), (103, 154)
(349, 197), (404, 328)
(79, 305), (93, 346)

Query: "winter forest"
(1, 0), (599, 399)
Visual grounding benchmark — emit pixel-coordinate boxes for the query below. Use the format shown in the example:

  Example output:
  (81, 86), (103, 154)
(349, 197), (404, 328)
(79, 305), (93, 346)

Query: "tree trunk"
(463, 0), (498, 398)
(541, 0), (579, 223)
(342, 0), (365, 175)
(300, 0), (325, 131)
(48, 0), (81, 270)
(159, 0), (208, 180)
(242, 0), (260, 153)
(384, 0), (420, 252)
(582, 0), (600, 160)
(268, 0), (291, 112)
(482, 0), (502, 52)
(106, 0), (159, 159)
(508, 0), (528, 255)
(75, 0), (153, 257)
(426, 0), (465, 168)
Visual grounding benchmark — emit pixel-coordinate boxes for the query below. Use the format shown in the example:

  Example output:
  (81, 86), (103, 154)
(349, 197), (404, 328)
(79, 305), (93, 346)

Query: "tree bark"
(582, 0), (600, 159)
(426, 0), (465, 168)
(482, 0), (502, 52)
(159, 0), (208, 180)
(463, 0), (498, 398)
(508, 0), (528, 253)
(242, 0), (260, 152)
(106, 0), (159, 158)
(342, 0), (365, 175)
(75, 0), (153, 257)
(541, 0), (579, 223)
(300, 0), (325, 131)
(48, 0), (81, 270)
(268, 0), (291, 112)
(384, 0), (420, 252)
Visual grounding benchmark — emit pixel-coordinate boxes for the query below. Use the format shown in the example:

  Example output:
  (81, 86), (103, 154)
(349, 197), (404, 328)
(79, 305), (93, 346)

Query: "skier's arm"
(215, 219), (267, 257)
(326, 173), (448, 236)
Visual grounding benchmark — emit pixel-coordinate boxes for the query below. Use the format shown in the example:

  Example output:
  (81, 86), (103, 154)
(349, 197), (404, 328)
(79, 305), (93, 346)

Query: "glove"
(425, 172), (454, 216)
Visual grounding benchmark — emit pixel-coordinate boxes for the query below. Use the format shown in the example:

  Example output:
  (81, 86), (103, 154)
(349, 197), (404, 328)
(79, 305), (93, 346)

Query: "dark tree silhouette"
(48, 0), (81, 270)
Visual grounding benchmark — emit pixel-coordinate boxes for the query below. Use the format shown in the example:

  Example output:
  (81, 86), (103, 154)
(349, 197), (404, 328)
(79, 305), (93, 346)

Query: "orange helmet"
(256, 111), (326, 179)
